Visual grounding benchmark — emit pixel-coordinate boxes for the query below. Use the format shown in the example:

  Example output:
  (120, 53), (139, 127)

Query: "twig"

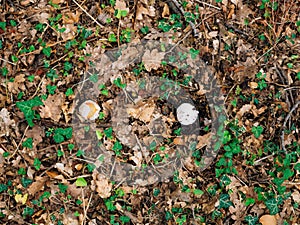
(82, 190), (93, 225)
(0, 57), (16, 66)
(253, 154), (274, 165)
(10, 125), (29, 158)
(195, 0), (221, 10)
(281, 100), (300, 152)
(72, 0), (104, 28)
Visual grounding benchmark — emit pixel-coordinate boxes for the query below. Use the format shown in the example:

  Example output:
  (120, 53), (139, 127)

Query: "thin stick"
(281, 100), (300, 152)
(253, 154), (274, 165)
(72, 0), (104, 28)
(195, 0), (221, 10)
(10, 125), (29, 158)
(0, 57), (16, 65)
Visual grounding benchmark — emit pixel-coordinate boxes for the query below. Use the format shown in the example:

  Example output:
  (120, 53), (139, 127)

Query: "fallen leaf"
(136, 4), (150, 20)
(259, 215), (277, 225)
(115, 0), (129, 13)
(162, 3), (170, 18)
(15, 193), (28, 204)
(39, 93), (64, 122)
(142, 49), (165, 71)
(7, 74), (26, 94)
(91, 171), (112, 198)
(28, 176), (47, 195)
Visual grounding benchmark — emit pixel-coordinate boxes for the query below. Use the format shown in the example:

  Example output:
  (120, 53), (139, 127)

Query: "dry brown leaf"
(39, 93), (64, 122)
(236, 104), (252, 118)
(7, 74), (26, 94)
(28, 176), (47, 196)
(92, 171), (112, 198)
(196, 133), (211, 149)
(63, 213), (79, 225)
(62, 11), (81, 24)
(127, 99), (155, 123)
(136, 4), (149, 20)
(115, 0), (129, 13)
(26, 125), (45, 147)
(259, 215), (277, 225)
(142, 49), (165, 71)
(162, 3), (170, 18)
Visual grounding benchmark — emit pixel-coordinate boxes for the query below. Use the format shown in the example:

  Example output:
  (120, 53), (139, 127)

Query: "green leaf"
(245, 198), (255, 206)
(65, 88), (74, 97)
(252, 125), (264, 138)
(75, 177), (87, 187)
(189, 48), (199, 59)
(58, 183), (68, 193)
(0, 22), (6, 31)
(265, 198), (279, 215)
(16, 96), (43, 127)
(218, 194), (233, 209)
(34, 158), (42, 170)
(22, 138), (33, 149)
(21, 177), (33, 188)
(42, 46), (52, 57)
(244, 215), (258, 225)
(108, 33), (117, 42)
(23, 207), (34, 217)
(120, 215), (130, 223)
(193, 189), (204, 196)
(104, 127), (113, 139)
(64, 61), (73, 71)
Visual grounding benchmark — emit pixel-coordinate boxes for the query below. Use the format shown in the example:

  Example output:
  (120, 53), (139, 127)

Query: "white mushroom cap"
(79, 100), (100, 120)
(176, 103), (199, 125)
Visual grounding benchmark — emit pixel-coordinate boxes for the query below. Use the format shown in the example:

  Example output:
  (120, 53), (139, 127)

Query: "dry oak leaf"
(7, 74), (26, 94)
(28, 176), (47, 196)
(259, 215), (277, 225)
(62, 11), (81, 24)
(115, 0), (129, 13)
(142, 49), (165, 71)
(26, 125), (45, 147)
(39, 93), (64, 122)
(136, 3), (150, 20)
(127, 99), (155, 123)
(91, 171), (112, 198)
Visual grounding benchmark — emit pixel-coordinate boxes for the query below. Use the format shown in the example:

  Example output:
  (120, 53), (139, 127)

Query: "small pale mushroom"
(176, 103), (199, 126)
(79, 100), (100, 120)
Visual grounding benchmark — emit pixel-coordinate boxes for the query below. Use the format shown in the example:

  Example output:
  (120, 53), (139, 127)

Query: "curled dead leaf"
(259, 215), (277, 225)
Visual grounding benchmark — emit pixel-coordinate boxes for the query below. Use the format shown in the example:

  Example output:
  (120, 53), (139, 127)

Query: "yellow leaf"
(15, 193), (28, 205)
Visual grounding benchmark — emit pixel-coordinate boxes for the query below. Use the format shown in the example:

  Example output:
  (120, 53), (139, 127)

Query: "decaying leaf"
(142, 49), (165, 71)
(91, 171), (112, 198)
(0, 108), (15, 137)
(39, 93), (64, 122)
(127, 99), (155, 123)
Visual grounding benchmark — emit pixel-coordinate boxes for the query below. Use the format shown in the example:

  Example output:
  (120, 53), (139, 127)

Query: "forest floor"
(0, 0), (300, 224)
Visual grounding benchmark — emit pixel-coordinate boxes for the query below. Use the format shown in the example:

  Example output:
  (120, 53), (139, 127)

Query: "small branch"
(195, 0), (221, 10)
(253, 154), (274, 165)
(72, 0), (104, 28)
(0, 57), (16, 66)
(281, 100), (300, 152)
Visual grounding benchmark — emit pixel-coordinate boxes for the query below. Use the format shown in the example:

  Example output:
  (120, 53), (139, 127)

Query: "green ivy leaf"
(265, 198), (279, 215)
(42, 46), (52, 57)
(244, 215), (258, 225)
(22, 138), (33, 149)
(75, 177), (87, 187)
(218, 193), (233, 209)
(252, 125), (264, 138)
(16, 96), (43, 127)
